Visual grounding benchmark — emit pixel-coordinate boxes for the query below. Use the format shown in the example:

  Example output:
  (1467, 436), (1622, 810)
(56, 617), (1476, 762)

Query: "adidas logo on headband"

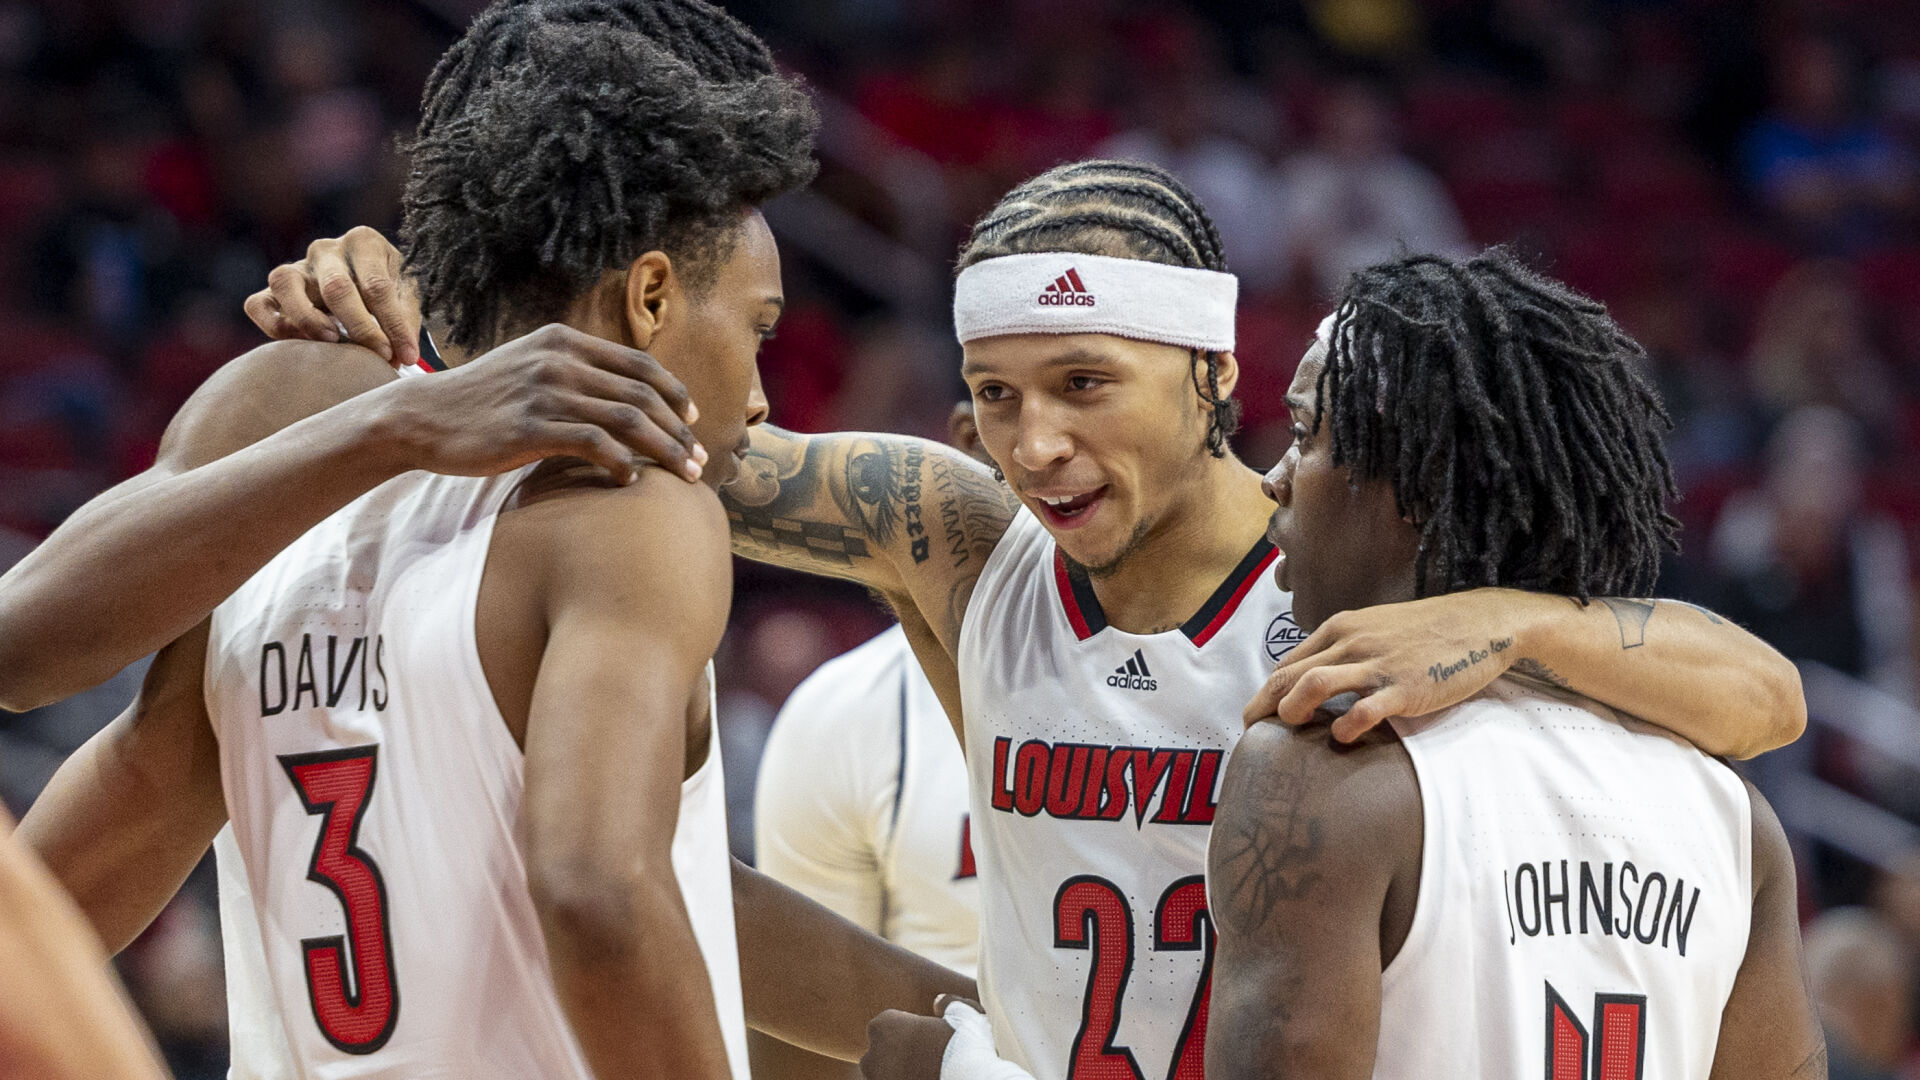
(1038, 267), (1097, 307)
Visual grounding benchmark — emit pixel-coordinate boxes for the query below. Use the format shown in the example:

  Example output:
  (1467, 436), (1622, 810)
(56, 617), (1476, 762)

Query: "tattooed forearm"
(1509, 657), (1573, 691)
(1790, 1040), (1827, 1078)
(1427, 636), (1513, 684)
(1597, 597), (1656, 649)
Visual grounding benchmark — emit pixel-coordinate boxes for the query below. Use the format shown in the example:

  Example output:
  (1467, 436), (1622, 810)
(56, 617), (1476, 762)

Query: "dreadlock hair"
(1315, 248), (1680, 601)
(956, 159), (1241, 456)
(402, 0), (818, 351)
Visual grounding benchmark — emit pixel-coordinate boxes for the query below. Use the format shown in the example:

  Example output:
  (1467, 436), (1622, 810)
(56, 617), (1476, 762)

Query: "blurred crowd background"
(2, 0), (1919, 1076)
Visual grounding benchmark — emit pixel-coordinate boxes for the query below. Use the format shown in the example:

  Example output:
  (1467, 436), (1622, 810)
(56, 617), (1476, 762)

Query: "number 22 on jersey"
(1055, 875), (1211, 1080)
(281, 745), (400, 1054)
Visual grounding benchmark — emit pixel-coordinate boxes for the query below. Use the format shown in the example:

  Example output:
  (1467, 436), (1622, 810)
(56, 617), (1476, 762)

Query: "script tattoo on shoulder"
(1214, 742), (1325, 937)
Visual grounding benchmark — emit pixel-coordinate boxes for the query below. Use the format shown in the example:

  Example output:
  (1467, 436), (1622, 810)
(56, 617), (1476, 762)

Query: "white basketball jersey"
(756, 625), (979, 975)
(1377, 680), (1752, 1080)
(958, 508), (1295, 1079)
(203, 465), (747, 1079)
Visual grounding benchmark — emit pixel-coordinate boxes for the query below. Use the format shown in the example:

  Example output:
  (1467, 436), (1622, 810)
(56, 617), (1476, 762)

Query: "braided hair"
(956, 159), (1241, 456)
(402, 0), (818, 350)
(1315, 249), (1679, 601)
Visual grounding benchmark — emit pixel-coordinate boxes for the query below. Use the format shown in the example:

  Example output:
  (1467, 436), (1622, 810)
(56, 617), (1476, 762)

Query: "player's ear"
(1195, 350), (1239, 407)
(623, 250), (678, 350)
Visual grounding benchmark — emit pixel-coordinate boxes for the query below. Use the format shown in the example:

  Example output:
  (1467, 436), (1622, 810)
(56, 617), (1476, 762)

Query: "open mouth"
(1032, 486), (1106, 530)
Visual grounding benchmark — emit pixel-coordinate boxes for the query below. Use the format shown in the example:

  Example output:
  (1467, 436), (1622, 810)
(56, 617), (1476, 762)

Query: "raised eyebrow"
(1284, 394), (1310, 413)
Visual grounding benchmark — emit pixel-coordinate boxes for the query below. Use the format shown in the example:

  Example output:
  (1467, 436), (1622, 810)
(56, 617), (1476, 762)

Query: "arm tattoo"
(1214, 744), (1325, 936)
(1509, 657), (1574, 691)
(928, 452), (1017, 573)
(1790, 1041), (1827, 1078)
(1597, 597), (1656, 649)
(722, 434), (874, 568)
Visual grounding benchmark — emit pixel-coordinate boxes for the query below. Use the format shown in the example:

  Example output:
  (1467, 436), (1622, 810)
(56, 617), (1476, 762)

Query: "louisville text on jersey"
(1504, 858), (1705, 957)
(989, 736), (1223, 826)
(260, 633), (391, 716)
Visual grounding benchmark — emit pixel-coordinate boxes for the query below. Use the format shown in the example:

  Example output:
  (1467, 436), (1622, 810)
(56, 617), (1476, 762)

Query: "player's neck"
(1086, 457), (1271, 635)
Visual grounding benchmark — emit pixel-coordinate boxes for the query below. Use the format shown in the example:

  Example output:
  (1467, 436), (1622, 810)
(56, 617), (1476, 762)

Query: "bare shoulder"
(502, 464), (732, 616)
(160, 340), (396, 470)
(1210, 722), (1421, 935)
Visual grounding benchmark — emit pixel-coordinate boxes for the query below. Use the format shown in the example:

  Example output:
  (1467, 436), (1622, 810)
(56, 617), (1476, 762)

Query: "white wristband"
(939, 1000), (1037, 1080)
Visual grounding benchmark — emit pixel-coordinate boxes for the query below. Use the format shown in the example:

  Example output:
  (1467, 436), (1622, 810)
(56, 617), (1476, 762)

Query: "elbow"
(527, 855), (671, 962)
(1732, 654), (1806, 760)
(0, 654), (59, 715)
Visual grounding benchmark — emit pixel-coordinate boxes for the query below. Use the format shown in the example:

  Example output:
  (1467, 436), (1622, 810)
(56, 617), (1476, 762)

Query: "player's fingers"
(933, 994), (984, 1016)
(265, 264), (339, 342)
(1329, 686), (1408, 743)
(310, 247), (390, 362)
(344, 227), (419, 368)
(1277, 616), (1341, 667)
(1271, 663), (1378, 728)
(569, 367), (706, 471)
(1246, 646), (1347, 726)
(243, 289), (289, 339)
(1243, 665), (1291, 726)
(553, 399), (697, 482)
(568, 332), (698, 423)
(540, 422), (639, 485)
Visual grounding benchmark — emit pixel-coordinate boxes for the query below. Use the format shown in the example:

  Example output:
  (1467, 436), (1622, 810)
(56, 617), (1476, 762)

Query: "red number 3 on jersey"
(281, 745), (400, 1054)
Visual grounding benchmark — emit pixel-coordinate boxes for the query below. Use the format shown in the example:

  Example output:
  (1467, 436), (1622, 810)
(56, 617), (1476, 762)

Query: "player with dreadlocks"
(2, 1), (974, 1077)
(1207, 249), (1825, 1079)
(249, 154), (1800, 1078)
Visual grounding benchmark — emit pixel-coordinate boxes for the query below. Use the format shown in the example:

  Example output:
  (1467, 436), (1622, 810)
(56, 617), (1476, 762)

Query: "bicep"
(1205, 725), (1407, 1080)
(1709, 785), (1826, 1080)
(724, 426), (1015, 648)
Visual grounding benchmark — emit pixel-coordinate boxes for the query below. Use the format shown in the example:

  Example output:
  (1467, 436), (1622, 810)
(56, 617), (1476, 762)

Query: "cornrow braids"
(1314, 248), (1679, 601)
(401, 0), (818, 350)
(957, 159), (1241, 455)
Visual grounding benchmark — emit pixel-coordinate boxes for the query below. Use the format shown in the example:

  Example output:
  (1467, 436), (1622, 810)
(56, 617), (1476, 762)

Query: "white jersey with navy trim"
(755, 625), (979, 975)
(957, 507), (1297, 1078)
(1374, 680), (1752, 1079)
(203, 462), (747, 1079)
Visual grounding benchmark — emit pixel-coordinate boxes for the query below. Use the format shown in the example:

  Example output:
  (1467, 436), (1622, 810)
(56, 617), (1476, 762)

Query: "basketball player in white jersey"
(70, 160), (1804, 1077)
(1207, 252), (1825, 1079)
(6, 3), (973, 1077)
(750, 404), (989, 1080)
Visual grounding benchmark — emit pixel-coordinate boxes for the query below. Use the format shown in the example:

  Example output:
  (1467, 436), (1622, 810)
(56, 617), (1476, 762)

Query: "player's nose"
(1010, 402), (1073, 472)
(745, 368), (770, 427)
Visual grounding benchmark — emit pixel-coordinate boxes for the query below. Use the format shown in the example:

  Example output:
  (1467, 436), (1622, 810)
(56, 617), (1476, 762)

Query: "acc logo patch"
(1264, 612), (1308, 662)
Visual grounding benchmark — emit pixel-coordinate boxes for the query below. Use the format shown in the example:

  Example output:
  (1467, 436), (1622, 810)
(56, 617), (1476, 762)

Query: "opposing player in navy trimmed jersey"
(30, 159), (1806, 1078)
(1207, 252), (1824, 1079)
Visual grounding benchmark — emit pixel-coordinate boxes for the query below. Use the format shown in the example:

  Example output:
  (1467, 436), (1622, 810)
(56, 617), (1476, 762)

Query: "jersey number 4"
(281, 745), (400, 1054)
(1546, 983), (1646, 1080)
(1054, 874), (1211, 1080)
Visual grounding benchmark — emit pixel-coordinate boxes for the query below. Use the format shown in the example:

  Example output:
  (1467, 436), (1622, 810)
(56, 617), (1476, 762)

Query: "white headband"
(953, 252), (1238, 351)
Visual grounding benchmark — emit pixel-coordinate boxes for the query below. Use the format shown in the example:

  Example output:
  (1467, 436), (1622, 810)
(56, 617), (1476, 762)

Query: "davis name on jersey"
(959, 508), (1293, 1079)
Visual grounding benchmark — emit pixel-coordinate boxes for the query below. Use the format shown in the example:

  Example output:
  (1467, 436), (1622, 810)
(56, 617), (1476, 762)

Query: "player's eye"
(1290, 422), (1309, 445)
(1066, 375), (1106, 392)
(975, 383), (1010, 403)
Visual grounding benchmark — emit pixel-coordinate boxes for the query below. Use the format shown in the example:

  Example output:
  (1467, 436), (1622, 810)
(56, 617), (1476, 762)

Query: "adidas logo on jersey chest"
(1105, 649), (1157, 691)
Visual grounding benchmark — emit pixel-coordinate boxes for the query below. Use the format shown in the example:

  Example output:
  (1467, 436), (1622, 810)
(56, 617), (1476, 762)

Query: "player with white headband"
(226, 159), (1804, 1078)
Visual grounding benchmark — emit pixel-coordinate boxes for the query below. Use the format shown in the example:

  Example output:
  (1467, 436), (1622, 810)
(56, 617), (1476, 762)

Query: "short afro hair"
(1315, 249), (1679, 600)
(401, 0), (818, 351)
